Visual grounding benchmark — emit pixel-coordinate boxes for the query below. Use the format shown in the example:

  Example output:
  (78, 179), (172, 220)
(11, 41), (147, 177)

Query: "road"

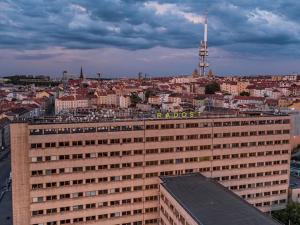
(0, 150), (11, 189)
(0, 150), (12, 225)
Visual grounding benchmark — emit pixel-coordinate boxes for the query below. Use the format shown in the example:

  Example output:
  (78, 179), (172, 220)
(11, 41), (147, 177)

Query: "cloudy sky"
(0, 0), (300, 78)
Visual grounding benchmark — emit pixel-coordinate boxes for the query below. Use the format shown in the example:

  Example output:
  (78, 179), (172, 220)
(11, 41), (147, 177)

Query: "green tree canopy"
(272, 202), (300, 225)
(130, 92), (142, 106)
(240, 91), (250, 96)
(205, 81), (220, 94)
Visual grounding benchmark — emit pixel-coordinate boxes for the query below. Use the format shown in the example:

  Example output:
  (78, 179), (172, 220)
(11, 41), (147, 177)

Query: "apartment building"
(220, 81), (239, 96)
(11, 114), (291, 225)
(55, 96), (89, 114)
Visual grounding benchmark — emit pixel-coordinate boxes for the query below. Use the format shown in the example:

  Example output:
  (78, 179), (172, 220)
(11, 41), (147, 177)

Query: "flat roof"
(12, 111), (289, 125)
(160, 174), (282, 225)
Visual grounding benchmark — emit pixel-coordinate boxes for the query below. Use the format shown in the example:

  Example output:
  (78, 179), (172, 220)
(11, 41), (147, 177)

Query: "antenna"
(199, 13), (209, 77)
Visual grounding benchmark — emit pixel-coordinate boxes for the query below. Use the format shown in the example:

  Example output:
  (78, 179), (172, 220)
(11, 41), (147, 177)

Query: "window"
(176, 135), (184, 140)
(32, 197), (43, 203)
(110, 164), (120, 169)
(45, 142), (56, 148)
(98, 165), (108, 170)
(59, 155), (69, 160)
(187, 135), (198, 140)
(85, 191), (96, 197)
(32, 210), (43, 216)
(134, 137), (143, 143)
(98, 214), (108, 220)
(122, 175), (131, 180)
(73, 218), (83, 223)
(32, 170), (43, 176)
(146, 149), (158, 154)
(72, 180), (83, 185)
(59, 181), (70, 187)
(85, 140), (95, 146)
(86, 203), (96, 209)
(60, 219), (71, 224)
(146, 125), (159, 130)
(110, 151), (120, 157)
(72, 192), (83, 198)
(98, 189), (108, 195)
(72, 167), (83, 172)
(122, 138), (131, 143)
(133, 150), (143, 155)
(72, 141), (83, 146)
(31, 143), (42, 149)
(85, 153), (97, 158)
(161, 136), (174, 141)
(86, 178), (96, 184)
(146, 161), (158, 166)
(58, 141), (69, 147)
(46, 182), (57, 188)
(85, 166), (96, 171)
(110, 139), (120, 144)
(98, 139), (108, 145)
(46, 195), (57, 201)
(122, 150), (131, 156)
(72, 154), (83, 159)
(110, 212), (121, 218)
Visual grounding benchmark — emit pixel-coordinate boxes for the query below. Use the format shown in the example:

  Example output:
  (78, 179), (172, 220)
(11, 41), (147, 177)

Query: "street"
(0, 150), (12, 225)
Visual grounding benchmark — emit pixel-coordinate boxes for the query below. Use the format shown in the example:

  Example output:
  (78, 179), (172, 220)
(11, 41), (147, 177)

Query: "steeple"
(79, 66), (84, 80)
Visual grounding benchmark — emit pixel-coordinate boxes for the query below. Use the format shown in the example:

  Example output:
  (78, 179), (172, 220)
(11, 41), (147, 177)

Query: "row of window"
(33, 190), (158, 203)
(240, 189), (287, 199)
(31, 148), (289, 164)
(213, 129), (290, 138)
(31, 155), (289, 177)
(33, 217), (157, 225)
(32, 204), (158, 218)
(254, 199), (287, 207)
(29, 118), (290, 136)
(30, 132), (290, 149)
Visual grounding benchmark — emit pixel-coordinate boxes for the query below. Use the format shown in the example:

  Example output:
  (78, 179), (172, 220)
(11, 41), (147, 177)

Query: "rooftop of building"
(160, 174), (283, 225)
(12, 108), (289, 125)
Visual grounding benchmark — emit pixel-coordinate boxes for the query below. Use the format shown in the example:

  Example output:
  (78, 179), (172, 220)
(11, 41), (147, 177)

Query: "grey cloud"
(14, 53), (63, 60)
(0, 0), (300, 58)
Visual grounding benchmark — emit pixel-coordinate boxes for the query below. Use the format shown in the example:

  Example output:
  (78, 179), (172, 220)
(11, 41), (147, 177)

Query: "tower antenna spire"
(199, 13), (209, 77)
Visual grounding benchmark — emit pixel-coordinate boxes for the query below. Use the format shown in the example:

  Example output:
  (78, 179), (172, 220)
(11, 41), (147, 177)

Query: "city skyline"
(1, 0), (300, 77)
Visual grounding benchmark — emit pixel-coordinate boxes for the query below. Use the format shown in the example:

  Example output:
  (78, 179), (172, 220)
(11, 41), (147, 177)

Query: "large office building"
(11, 113), (291, 225)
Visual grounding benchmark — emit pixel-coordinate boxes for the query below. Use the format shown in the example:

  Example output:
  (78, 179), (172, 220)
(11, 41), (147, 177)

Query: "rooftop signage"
(156, 111), (201, 119)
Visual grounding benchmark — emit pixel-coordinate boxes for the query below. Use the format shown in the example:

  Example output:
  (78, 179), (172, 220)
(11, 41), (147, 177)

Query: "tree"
(240, 91), (250, 96)
(272, 202), (300, 225)
(130, 93), (142, 106)
(205, 81), (220, 94)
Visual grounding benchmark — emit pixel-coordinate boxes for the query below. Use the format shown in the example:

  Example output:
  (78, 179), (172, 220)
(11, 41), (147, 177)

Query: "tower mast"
(199, 16), (209, 76)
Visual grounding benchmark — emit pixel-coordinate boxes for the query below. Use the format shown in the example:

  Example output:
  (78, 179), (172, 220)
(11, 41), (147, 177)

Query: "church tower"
(79, 66), (84, 80)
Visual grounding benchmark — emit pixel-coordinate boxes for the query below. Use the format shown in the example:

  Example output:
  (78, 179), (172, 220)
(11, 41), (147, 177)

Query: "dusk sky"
(1, 0), (300, 78)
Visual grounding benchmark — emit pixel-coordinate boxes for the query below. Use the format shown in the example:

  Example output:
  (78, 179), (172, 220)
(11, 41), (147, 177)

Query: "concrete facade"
(11, 115), (291, 225)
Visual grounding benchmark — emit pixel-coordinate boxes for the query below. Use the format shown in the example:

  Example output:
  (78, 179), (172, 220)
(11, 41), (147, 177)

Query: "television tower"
(199, 16), (209, 76)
